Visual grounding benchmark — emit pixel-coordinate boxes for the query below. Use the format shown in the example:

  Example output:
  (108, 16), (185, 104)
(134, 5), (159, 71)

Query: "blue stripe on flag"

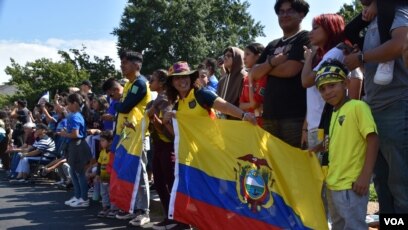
(113, 144), (140, 183)
(176, 164), (309, 229)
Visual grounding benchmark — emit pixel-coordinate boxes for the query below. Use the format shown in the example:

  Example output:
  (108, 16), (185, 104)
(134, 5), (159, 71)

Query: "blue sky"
(0, 0), (351, 83)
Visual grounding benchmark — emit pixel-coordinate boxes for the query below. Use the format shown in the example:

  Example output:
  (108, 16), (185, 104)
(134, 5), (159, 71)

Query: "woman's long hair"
(166, 73), (200, 104)
(312, 14), (347, 66)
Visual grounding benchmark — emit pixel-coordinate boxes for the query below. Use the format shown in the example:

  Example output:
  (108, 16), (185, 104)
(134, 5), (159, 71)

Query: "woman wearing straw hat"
(163, 61), (256, 129)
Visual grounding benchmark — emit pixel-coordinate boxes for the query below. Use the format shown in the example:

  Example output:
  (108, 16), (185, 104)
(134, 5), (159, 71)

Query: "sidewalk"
(0, 169), (164, 229)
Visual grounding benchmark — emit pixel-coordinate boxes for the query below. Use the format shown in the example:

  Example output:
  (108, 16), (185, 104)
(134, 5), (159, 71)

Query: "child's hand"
(163, 111), (176, 124)
(303, 46), (316, 62)
(60, 128), (67, 137)
(352, 174), (371, 196)
(242, 112), (257, 125)
(308, 143), (324, 153)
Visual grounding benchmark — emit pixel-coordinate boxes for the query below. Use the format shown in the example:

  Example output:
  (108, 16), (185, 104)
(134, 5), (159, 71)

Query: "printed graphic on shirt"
(338, 115), (345, 126)
(130, 85), (139, 94)
(189, 100), (197, 109)
(273, 44), (292, 56)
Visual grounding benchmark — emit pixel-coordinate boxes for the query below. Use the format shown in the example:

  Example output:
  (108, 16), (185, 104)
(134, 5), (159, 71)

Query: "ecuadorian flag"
(169, 114), (327, 230)
(110, 107), (147, 213)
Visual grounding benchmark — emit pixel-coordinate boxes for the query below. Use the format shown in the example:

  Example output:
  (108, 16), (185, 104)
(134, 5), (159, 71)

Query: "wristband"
(358, 52), (365, 64)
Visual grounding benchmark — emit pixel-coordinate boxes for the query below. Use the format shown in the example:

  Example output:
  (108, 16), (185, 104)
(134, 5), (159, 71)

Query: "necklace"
(328, 97), (350, 145)
(281, 30), (302, 42)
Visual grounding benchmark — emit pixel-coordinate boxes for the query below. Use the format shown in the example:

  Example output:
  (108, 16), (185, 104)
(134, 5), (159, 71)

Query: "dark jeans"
(152, 137), (175, 216)
(0, 137), (10, 170)
(262, 117), (304, 148)
(372, 100), (408, 213)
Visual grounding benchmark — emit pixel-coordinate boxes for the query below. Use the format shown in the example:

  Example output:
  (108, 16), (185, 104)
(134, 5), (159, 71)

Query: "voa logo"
(384, 218), (405, 225)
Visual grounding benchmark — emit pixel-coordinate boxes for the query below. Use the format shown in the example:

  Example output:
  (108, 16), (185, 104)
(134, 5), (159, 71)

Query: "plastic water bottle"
(374, 60), (394, 85)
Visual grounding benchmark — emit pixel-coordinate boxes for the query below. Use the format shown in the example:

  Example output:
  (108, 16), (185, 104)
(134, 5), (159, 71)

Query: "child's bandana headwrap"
(315, 65), (347, 89)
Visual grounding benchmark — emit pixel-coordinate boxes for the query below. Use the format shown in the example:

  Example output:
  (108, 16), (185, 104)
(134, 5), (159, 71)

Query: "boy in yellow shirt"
(315, 59), (379, 230)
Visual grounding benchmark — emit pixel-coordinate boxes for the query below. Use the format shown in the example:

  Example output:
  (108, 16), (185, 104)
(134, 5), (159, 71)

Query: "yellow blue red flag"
(169, 114), (327, 230)
(110, 106), (147, 213)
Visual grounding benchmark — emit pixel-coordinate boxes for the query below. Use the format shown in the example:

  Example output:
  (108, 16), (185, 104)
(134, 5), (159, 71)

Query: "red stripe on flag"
(172, 192), (282, 230)
(110, 169), (135, 212)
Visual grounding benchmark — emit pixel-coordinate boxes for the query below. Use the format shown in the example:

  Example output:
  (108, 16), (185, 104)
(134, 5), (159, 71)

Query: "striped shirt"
(32, 135), (56, 155)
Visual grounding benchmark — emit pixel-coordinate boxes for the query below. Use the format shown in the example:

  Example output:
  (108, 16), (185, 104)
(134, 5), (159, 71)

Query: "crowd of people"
(0, 0), (408, 229)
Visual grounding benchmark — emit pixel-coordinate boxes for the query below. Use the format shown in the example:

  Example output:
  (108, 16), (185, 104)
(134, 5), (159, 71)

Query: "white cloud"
(0, 39), (120, 84)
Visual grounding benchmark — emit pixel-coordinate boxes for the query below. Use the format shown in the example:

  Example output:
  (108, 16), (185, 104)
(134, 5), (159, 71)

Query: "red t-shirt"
(239, 75), (267, 113)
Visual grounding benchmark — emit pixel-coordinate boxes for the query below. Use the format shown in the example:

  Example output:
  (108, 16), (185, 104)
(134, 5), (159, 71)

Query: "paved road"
(0, 169), (164, 230)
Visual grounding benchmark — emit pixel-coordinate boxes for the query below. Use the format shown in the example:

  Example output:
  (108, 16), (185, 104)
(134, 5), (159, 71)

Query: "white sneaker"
(374, 60), (394, 85)
(69, 198), (89, 208)
(129, 214), (150, 226)
(64, 196), (79, 206)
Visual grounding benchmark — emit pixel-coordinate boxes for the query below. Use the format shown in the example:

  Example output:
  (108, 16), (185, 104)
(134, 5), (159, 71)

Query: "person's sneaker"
(152, 219), (177, 230)
(115, 210), (136, 220)
(106, 209), (118, 219)
(170, 222), (192, 230)
(17, 178), (29, 183)
(64, 196), (79, 206)
(69, 198), (90, 208)
(39, 166), (48, 177)
(53, 180), (65, 186)
(59, 181), (73, 190)
(97, 209), (109, 218)
(129, 213), (150, 226)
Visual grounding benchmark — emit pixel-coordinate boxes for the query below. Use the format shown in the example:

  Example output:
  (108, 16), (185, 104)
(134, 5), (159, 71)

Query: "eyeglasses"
(278, 8), (297, 17)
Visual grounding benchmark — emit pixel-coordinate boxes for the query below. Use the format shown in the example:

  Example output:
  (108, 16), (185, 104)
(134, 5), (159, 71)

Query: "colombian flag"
(110, 107), (147, 213)
(169, 114), (327, 230)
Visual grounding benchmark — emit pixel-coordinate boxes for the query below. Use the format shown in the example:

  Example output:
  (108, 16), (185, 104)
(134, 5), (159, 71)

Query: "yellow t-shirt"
(176, 89), (216, 117)
(115, 78), (151, 143)
(98, 149), (111, 182)
(326, 100), (377, 190)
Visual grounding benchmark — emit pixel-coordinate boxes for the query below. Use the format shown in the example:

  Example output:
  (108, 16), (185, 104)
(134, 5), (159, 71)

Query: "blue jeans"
(262, 117), (304, 148)
(100, 182), (110, 208)
(69, 167), (88, 201)
(372, 100), (408, 213)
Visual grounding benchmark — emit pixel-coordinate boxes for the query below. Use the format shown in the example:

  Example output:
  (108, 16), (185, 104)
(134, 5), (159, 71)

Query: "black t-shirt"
(257, 30), (309, 119)
(16, 108), (30, 125)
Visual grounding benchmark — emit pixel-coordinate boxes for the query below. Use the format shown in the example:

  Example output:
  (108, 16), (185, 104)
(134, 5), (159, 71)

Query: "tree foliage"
(3, 47), (121, 108)
(59, 46), (122, 91)
(338, 0), (363, 23)
(113, 0), (264, 74)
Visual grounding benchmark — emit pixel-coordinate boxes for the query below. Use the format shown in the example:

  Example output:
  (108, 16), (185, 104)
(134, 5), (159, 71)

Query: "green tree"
(59, 46), (122, 93)
(113, 0), (264, 74)
(338, 0), (363, 23)
(4, 47), (121, 108)
(5, 58), (88, 108)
